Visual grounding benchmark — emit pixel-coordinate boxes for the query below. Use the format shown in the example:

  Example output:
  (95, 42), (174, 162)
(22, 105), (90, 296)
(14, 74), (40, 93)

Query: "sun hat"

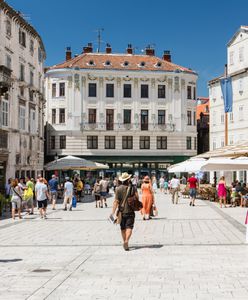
(119, 172), (132, 182)
(143, 176), (150, 183)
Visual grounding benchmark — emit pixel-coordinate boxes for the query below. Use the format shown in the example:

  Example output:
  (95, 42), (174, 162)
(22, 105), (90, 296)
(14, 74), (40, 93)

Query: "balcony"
(0, 130), (8, 149)
(80, 122), (175, 132)
(0, 65), (12, 94)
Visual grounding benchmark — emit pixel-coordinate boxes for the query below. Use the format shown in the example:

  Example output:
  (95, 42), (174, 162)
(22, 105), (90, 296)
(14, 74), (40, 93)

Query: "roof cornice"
(0, 0), (46, 57)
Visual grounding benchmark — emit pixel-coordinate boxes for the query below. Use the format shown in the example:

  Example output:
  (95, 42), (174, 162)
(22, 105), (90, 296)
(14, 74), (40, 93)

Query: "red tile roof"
(49, 53), (195, 73)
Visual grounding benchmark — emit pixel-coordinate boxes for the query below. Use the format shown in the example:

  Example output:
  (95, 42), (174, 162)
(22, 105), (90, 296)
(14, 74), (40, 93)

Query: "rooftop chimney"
(145, 45), (155, 56)
(83, 42), (93, 53)
(126, 44), (133, 54)
(163, 50), (171, 62)
(66, 47), (72, 61)
(106, 43), (112, 54)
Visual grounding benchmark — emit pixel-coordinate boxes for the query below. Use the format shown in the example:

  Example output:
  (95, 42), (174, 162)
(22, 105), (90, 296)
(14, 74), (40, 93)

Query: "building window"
(88, 109), (96, 124)
(229, 51), (234, 65)
(30, 71), (34, 86)
(59, 108), (65, 123)
(2, 100), (9, 127)
(6, 54), (11, 70)
(141, 84), (149, 98)
(239, 47), (244, 62)
(187, 86), (192, 99)
(239, 78), (243, 92)
(122, 136), (133, 149)
(60, 136), (66, 149)
(123, 109), (131, 124)
(19, 30), (26, 47)
(193, 111), (196, 126)
(30, 39), (34, 55)
(213, 138), (216, 150)
(106, 84), (114, 97)
(186, 136), (192, 150)
(105, 136), (115, 149)
(229, 112), (233, 122)
(38, 47), (43, 63)
(187, 111), (192, 125)
(6, 19), (11, 37)
(194, 137), (197, 150)
(106, 109), (114, 130)
(52, 83), (56, 97)
(29, 109), (36, 134)
(29, 89), (34, 101)
(157, 136), (167, 149)
(52, 109), (56, 124)
(158, 110), (166, 125)
(50, 136), (55, 149)
(239, 105), (244, 121)
(140, 136), (150, 149)
(221, 137), (224, 148)
(123, 84), (131, 98)
(141, 110), (148, 130)
(212, 111), (216, 125)
(229, 136), (234, 145)
(193, 87), (196, 100)
(220, 113), (224, 124)
(59, 82), (65, 97)
(158, 85), (166, 98)
(20, 64), (25, 81)
(19, 105), (26, 130)
(89, 83), (97, 97)
(87, 136), (98, 149)
(20, 86), (25, 97)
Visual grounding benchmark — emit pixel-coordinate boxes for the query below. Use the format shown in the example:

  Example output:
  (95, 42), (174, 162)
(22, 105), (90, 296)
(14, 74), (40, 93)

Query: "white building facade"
(209, 26), (248, 182)
(45, 44), (197, 177)
(0, 1), (46, 191)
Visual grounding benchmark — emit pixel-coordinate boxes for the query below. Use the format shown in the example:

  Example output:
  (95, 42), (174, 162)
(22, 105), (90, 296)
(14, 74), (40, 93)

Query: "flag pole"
(224, 64), (228, 146)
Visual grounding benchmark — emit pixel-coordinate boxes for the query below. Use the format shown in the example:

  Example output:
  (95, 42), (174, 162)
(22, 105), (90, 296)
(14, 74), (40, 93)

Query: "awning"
(200, 157), (248, 171)
(168, 158), (207, 173)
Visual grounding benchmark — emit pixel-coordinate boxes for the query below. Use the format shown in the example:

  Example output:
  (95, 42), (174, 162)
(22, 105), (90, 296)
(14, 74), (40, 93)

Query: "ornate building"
(0, 0), (46, 191)
(209, 25), (248, 182)
(45, 43), (197, 177)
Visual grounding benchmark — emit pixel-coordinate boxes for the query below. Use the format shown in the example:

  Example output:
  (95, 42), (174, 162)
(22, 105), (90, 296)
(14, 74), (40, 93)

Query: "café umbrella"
(44, 155), (109, 171)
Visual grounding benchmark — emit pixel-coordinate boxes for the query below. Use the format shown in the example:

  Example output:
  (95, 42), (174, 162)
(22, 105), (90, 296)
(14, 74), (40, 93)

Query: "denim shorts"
(189, 188), (197, 197)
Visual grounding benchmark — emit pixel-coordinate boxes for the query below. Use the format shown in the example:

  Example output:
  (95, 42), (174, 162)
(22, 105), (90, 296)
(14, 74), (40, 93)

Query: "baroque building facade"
(45, 44), (197, 177)
(209, 25), (248, 182)
(0, 0), (46, 192)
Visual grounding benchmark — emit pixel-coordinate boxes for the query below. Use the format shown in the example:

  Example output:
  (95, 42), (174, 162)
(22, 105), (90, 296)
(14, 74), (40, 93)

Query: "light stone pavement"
(0, 190), (247, 300)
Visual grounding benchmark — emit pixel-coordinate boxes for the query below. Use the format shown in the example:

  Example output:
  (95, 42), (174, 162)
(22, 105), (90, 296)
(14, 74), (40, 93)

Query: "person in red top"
(187, 173), (198, 206)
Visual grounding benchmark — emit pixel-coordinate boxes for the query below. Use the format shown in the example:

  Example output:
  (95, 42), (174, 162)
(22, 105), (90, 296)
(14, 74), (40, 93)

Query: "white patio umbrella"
(200, 157), (248, 171)
(168, 158), (207, 173)
(44, 155), (108, 171)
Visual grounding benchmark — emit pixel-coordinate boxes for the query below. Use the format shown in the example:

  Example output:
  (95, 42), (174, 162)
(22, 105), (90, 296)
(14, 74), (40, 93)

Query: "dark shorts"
(95, 194), (100, 200)
(120, 214), (135, 230)
(189, 188), (197, 197)
(100, 191), (107, 197)
(76, 190), (82, 197)
(37, 199), (48, 209)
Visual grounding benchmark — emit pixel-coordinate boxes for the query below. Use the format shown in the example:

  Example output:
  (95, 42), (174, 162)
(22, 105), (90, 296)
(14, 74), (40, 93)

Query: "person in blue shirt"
(48, 175), (58, 210)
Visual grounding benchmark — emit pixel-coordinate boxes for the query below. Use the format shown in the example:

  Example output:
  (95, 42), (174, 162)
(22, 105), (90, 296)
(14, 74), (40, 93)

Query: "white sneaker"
(43, 215), (47, 219)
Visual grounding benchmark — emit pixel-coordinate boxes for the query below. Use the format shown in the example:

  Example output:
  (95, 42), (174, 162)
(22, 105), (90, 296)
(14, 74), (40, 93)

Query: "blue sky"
(7, 0), (248, 96)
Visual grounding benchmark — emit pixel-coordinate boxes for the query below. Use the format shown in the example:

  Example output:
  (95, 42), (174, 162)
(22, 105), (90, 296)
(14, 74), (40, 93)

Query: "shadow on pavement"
(130, 244), (164, 251)
(0, 258), (22, 263)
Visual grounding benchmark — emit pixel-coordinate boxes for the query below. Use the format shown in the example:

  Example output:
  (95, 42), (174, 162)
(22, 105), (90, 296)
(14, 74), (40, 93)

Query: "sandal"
(123, 242), (129, 251)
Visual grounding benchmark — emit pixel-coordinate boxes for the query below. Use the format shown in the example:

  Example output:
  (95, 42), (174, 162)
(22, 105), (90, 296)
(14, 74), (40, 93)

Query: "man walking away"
(187, 173), (198, 206)
(159, 176), (165, 193)
(170, 175), (180, 204)
(64, 177), (73, 211)
(35, 177), (49, 219)
(111, 172), (138, 251)
(48, 175), (58, 210)
(100, 177), (109, 207)
(26, 176), (34, 215)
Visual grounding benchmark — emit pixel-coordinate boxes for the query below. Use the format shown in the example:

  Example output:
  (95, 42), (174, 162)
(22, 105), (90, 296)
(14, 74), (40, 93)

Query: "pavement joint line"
(0, 243), (247, 247)
(26, 246), (98, 300)
(205, 201), (246, 234)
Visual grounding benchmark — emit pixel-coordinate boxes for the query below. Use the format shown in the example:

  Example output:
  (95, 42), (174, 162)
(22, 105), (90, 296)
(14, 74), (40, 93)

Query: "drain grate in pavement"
(32, 269), (51, 273)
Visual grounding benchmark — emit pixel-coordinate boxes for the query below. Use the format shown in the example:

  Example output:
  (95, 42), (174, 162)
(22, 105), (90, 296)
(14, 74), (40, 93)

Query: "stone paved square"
(0, 190), (247, 299)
